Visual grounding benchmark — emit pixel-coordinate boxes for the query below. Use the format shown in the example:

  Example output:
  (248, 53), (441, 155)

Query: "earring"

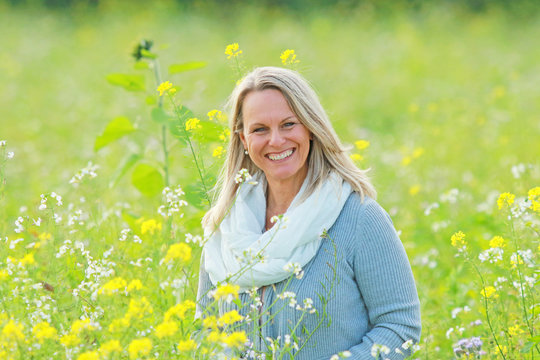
(244, 149), (248, 155)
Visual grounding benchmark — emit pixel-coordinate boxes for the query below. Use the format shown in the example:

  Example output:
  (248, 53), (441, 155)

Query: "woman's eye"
(252, 127), (266, 133)
(283, 122), (296, 128)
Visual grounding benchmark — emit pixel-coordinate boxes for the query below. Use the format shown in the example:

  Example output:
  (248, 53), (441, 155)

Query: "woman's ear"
(239, 131), (247, 150)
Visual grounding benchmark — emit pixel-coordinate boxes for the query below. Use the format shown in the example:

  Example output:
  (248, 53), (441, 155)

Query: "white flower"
(7, 151), (14, 159)
(0, 140), (5, 147)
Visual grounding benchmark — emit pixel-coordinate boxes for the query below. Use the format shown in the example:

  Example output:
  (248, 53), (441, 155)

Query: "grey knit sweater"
(197, 194), (421, 359)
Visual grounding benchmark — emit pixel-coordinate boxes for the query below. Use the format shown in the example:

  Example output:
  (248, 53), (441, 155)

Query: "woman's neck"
(265, 170), (308, 229)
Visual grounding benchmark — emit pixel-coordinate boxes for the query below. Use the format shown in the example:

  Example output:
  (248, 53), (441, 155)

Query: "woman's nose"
(268, 129), (285, 146)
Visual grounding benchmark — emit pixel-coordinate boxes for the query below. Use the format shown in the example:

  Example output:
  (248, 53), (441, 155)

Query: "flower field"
(0, 2), (539, 359)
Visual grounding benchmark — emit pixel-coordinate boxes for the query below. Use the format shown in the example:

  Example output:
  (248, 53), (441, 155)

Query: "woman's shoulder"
(342, 192), (389, 221)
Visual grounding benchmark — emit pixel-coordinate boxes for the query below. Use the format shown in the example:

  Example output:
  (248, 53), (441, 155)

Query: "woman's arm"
(195, 253), (214, 319)
(348, 198), (421, 359)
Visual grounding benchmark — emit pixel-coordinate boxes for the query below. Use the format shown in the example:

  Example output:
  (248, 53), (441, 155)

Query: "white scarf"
(203, 171), (352, 291)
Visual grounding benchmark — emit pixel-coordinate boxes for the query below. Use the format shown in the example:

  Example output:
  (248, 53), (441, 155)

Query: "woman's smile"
(267, 148), (294, 161)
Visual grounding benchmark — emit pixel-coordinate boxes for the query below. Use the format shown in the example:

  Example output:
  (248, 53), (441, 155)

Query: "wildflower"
(2, 319), (25, 341)
(19, 253), (35, 266)
(157, 81), (173, 96)
(528, 186), (540, 212)
(32, 322), (58, 343)
(7, 151), (14, 159)
(185, 117), (201, 131)
(219, 128), (231, 141)
(0, 270), (8, 280)
(218, 310), (244, 325)
(155, 320), (178, 338)
(508, 324), (524, 336)
(409, 185), (421, 196)
(202, 316), (218, 329)
(450, 231), (467, 249)
(0, 140), (5, 147)
(234, 168), (257, 185)
(177, 339), (197, 351)
(108, 316), (130, 332)
(99, 340), (122, 356)
(38, 232), (52, 242)
(140, 218), (162, 235)
(371, 343), (390, 357)
(77, 351), (99, 360)
(280, 49), (299, 65)
(71, 319), (95, 334)
(223, 331), (248, 348)
(208, 109), (227, 123)
(164, 300), (195, 321)
(99, 277), (127, 295)
(489, 236), (506, 248)
(213, 283), (240, 303)
(412, 147), (424, 158)
(478, 247), (503, 263)
(127, 279), (144, 292)
(208, 330), (225, 343)
(401, 156), (411, 166)
(350, 153), (363, 162)
(480, 286), (498, 299)
(127, 297), (153, 319)
(355, 140), (370, 150)
(497, 192), (515, 210)
(60, 333), (80, 347)
(213, 146), (225, 158)
(225, 43), (242, 59)
(163, 242), (192, 263)
(453, 337), (484, 357)
(128, 338), (152, 359)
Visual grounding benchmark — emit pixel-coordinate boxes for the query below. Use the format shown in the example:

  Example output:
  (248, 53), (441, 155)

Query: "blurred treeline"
(3, 0), (540, 15)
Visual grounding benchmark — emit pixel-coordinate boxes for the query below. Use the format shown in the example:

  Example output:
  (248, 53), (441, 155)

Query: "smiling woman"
(198, 67), (421, 359)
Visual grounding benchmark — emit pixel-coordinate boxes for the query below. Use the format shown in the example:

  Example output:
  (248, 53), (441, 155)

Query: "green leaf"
(145, 95), (157, 105)
(106, 73), (145, 91)
(140, 49), (157, 59)
(168, 105), (194, 143)
(192, 120), (227, 143)
(134, 61), (150, 70)
(184, 182), (208, 209)
(169, 61), (207, 74)
(522, 335), (540, 353)
(94, 116), (136, 151)
(151, 107), (170, 124)
(109, 153), (142, 188)
(131, 163), (164, 197)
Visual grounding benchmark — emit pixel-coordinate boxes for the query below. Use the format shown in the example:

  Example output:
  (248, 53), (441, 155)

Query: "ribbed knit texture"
(197, 194), (421, 360)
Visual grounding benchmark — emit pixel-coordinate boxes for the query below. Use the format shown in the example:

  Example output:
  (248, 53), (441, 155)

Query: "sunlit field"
(1, 1), (539, 359)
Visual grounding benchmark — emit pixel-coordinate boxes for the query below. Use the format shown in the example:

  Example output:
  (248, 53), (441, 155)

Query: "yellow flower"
(163, 242), (192, 263)
(409, 185), (421, 196)
(77, 351), (99, 360)
(401, 156), (411, 166)
(481, 286), (498, 299)
(212, 146), (225, 158)
(127, 279), (144, 292)
(108, 316), (130, 332)
(71, 319), (95, 334)
(127, 297), (153, 319)
(208, 330), (224, 343)
(128, 338), (152, 359)
(60, 333), (80, 347)
(0, 269), (8, 281)
(19, 253), (35, 266)
(185, 117), (201, 131)
(155, 320), (178, 338)
(208, 109), (227, 123)
(164, 300), (196, 321)
(157, 81), (173, 96)
(451, 231), (467, 248)
(99, 277), (127, 295)
(218, 310), (244, 325)
(202, 316), (218, 330)
(219, 128), (231, 142)
(489, 236), (506, 249)
(412, 147), (424, 158)
(225, 43), (243, 59)
(140, 218), (162, 235)
(280, 49), (300, 65)
(177, 339), (197, 351)
(528, 186), (540, 212)
(223, 331), (248, 348)
(213, 283), (240, 302)
(350, 153), (363, 162)
(38, 232), (52, 242)
(32, 322), (57, 343)
(2, 319), (25, 341)
(508, 324), (524, 337)
(497, 192), (515, 210)
(354, 140), (370, 150)
(99, 340), (123, 356)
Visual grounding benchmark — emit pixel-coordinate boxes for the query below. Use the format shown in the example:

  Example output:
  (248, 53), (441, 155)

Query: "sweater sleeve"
(195, 253), (215, 319)
(348, 198), (421, 359)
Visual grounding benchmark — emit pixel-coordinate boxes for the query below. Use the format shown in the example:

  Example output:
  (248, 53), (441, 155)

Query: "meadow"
(0, 1), (539, 359)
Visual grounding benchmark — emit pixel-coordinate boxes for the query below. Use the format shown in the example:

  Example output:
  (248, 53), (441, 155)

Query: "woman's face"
(239, 89), (311, 188)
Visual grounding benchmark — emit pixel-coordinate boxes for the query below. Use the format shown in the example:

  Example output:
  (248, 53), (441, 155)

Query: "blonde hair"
(202, 66), (376, 231)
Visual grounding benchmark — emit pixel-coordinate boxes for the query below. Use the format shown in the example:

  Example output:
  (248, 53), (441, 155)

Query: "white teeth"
(268, 149), (293, 161)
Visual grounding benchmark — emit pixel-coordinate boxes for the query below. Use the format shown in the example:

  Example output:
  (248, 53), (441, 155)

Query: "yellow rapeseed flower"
(208, 330), (224, 343)
(0, 269), (8, 281)
(412, 147), (424, 158)
(177, 339), (197, 351)
(497, 192), (515, 210)
(128, 338), (152, 359)
(32, 322), (57, 343)
(451, 231), (467, 248)
(489, 236), (506, 249)
(354, 140), (370, 150)
(108, 316), (130, 332)
(38, 232), (52, 242)
(218, 310), (244, 325)
(528, 186), (540, 212)
(212, 146), (225, 158)
(155, 320), (178, 338)
(409, 185), (421, 196)
(2, 319), (25, 341)
(202, 316), (218, 330)
(71, 319), (94, 334)
(508, 324), (524, 336)
(225, 43), (242, 59)
(213, 283), (240, 302)
(208, 109), (227, 123)
(163, 242), (192, 263)
(77, 351), (99, 360)
(60, 333), (80, 347)
(127, 297), (153, 319)
(280, 49), (300, 65)
(223, 331), (248, 348)
(19, 253), (35, 266)
(219, 128), (231, 142)
(185, 117), (201, 132)
(140, 218), (162, 235)
(157, 81), (173, 96)
(481, 286), (498, 299)
(99, 277), (127, 295)
(350, 153), (364, 162)
(164, 300), (196, 321)
(127, 279), (144, 292)
(99, 339), (123, 356)
(401, 156), (412, 166)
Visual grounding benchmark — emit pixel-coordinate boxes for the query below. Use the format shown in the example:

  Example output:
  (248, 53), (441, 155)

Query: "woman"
(197, 67), (421, 359)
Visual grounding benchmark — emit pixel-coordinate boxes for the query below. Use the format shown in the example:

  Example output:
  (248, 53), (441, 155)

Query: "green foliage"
(94, 116), (136, 151)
